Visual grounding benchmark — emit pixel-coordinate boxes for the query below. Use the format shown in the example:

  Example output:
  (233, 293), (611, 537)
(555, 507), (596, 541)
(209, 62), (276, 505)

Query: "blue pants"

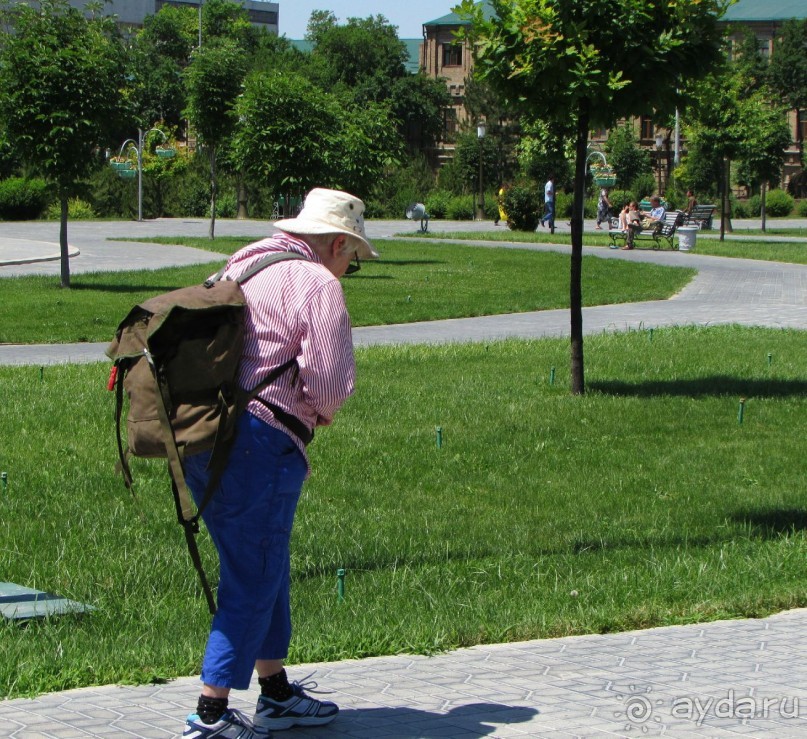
(542, 200), (555, 226)
(184, 412), (307, 690)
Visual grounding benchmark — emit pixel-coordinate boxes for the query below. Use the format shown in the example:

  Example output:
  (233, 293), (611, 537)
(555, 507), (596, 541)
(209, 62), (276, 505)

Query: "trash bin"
(677, 226), (697, 252)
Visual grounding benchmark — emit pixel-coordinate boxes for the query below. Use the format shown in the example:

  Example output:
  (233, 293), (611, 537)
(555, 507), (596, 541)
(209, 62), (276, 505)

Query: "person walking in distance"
(182, 188), (377, 739)
(538, 174), (555, 233)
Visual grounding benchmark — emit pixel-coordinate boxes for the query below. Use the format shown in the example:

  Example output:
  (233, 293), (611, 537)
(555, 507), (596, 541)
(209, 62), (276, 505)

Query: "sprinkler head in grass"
(40, 366), (44, 382)
(337, 568), (345, 602)
(767, 352), (772, 367)
(649, 328), (654, 342)
(550, 367), (556, 386)
(1, 472), (6, 492)
(738, 398), (746, 425)
(570, 589), (579, 598)
(406, 295), (412, 302)
(435, 426), (443, 449)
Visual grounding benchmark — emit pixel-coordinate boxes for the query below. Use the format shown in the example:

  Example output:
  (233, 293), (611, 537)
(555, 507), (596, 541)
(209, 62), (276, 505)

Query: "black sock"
(259, 669), (293, 702)
(196, 695), (228, 724)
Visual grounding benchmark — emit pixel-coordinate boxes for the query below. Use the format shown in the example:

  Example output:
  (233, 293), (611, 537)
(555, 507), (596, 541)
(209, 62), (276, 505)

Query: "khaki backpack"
(106, 251), (309, 613)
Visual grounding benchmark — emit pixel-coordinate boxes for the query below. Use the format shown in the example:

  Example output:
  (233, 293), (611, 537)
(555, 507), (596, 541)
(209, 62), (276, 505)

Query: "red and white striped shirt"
(221, 233), (355, 466)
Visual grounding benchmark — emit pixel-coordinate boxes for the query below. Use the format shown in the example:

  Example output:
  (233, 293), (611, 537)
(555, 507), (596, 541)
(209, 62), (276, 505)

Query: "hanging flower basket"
(109, 158), (132, 171)
(155, 147), (176, 159)
(117, 168), (137, 179)
(592, 168), (617, 187)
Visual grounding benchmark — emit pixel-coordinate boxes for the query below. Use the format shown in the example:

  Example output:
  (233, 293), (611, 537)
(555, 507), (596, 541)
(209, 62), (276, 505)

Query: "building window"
(757, 37), (771, 57)
(799, 116), (807, 142)
(442, 43), (462, 67)
(640, 116), (654, 141)
(443, 108), (458, 138)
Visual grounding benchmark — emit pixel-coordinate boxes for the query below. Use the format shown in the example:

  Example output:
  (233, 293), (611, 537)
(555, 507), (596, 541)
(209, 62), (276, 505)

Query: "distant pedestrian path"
(0, 218), (805, 367)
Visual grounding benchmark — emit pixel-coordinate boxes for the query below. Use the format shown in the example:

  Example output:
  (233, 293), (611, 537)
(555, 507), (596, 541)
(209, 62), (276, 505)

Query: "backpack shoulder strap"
(204, 251), (308, 288)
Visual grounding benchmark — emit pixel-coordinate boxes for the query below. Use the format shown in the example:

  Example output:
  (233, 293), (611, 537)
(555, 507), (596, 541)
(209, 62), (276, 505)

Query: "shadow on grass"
(374, 259), (445, 266)
(69, 283), (187, 293)
(589, 376), (807, 399)
(731, 509), (807, 536)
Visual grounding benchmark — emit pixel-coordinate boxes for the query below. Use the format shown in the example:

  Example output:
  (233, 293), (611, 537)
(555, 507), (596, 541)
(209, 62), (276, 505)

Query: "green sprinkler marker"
(550, 367), (556, 386)
(436, 426), (443, 449)
(738, 398), (746, 425)
(649, 328), (654, 343)
(767, 352), (772, 367)
(1, 472), (7, 493)
(40, 366), (44, 382)
(337, 568), (345, 602)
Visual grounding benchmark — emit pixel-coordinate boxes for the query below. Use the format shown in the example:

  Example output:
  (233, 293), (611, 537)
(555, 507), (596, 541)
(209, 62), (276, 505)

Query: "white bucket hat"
(275, 188), (378, 259)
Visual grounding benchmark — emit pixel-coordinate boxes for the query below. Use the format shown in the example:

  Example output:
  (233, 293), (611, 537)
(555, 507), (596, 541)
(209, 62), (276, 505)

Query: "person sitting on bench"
(624, 196), (665, 249)
(621, 201), (641, 249)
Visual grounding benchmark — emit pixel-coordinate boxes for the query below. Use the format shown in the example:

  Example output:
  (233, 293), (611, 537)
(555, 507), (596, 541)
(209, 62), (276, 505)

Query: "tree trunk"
(59, 196), (70, 288)
(570, 100), (589, 396)
(208, 146), (217, 240)
(760, 181), (767, 233)
(237, 176), (248, 219)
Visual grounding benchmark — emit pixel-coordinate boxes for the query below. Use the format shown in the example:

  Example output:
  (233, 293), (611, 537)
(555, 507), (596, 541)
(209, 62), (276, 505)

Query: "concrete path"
(1, 218), (807, 738)
(1, 217), (806, 365)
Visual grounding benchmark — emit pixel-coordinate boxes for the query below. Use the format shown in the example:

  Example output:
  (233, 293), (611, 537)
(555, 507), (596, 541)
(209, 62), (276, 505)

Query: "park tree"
(0, 0), (126, 287)
(127, 5), (197, 130)
(768, 19), (807, 173)
(389, 74), (453, 154)
(604, 124), (652, 194)
(184, 37), (248, 238)
(311, 14), (408, 93)
(736, 92), (791, 231)
(231, 72), (400, 208)
(685, 35), (790, 234)
(728, 35), (791, 230)
(459, 0), (728, 394)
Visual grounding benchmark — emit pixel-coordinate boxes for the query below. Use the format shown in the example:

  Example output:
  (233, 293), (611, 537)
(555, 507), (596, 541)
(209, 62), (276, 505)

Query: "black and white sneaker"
(183, 708), (269, 738)
(253, 676), (338, 731)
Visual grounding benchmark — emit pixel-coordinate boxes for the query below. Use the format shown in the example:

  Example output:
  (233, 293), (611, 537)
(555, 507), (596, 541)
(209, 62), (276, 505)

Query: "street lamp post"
(114, 127), (169, 222)
(477, 121), (486, 220)
(655, 133), (664, 195)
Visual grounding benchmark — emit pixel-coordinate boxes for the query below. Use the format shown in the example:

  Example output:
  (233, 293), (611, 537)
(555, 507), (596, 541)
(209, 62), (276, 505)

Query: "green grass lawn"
(1, 325), (805, 698)
(410, 229), (807, 264)
(0, 238), (694, 344)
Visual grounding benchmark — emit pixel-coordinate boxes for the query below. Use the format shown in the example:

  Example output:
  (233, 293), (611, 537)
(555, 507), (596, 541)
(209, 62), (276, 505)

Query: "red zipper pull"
(106, 364), (118, 391)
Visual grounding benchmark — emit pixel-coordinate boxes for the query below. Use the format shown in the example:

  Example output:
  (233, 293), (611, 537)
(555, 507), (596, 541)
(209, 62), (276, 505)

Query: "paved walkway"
(1, 217), (806, 365)
(1, 218), (807, 738)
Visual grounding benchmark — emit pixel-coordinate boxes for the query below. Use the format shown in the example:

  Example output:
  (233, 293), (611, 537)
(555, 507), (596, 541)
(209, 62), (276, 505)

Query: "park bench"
(683, 204), (716, 229)
(608, 210), (683, 250)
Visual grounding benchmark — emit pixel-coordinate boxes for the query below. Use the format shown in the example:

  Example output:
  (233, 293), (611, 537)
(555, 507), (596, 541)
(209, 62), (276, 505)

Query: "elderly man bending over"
(182, 188), (377, 739)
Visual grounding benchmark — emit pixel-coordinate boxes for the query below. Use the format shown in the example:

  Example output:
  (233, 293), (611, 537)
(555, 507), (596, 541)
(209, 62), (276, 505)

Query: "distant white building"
(54, 0), (278, 33)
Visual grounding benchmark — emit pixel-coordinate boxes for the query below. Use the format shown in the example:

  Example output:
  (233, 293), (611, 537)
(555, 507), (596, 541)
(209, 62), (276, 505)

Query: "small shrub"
(631, 173), (658, 200)
(733, 200), (750, 218)
(484, 193), (500, 221)
(0, 177), (50, 220)
(425, 190), (452, 220)
(214, 190), (237, 218)
(45, 198), (96, 220)
(445, 194), (475, 220)
(797, 200), (807, 217)
(551, 191), (573, 219)
(764, 189), (794, 217)
(747, 195), (761, 217)
(502, 184), (540, 231)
